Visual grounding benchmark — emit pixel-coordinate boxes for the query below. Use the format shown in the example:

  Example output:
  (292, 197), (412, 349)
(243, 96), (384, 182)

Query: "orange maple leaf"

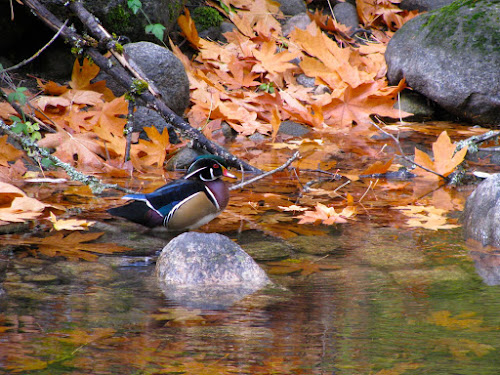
(69, 58), (115, 100)
(413, 131), (468, 180)
(0, 182), (48, 225)
(322, 81), (409, 128)
(213, 57), (261, 89)
(38, 130), (105, 169)
(1, 231), (131, 261)
(0, 135), (23, 167)
(251, 41), (300, 77)
(361, 158), (393, 175)
(69, 58), (101, 90)
(177, 8), (201, 48)
(37, 78), (69, 96)
(130, 126), (180, 170)
(297, 203), (356, 225)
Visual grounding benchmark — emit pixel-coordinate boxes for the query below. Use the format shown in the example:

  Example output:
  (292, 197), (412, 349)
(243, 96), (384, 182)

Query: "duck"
(107, 155), (237, 231)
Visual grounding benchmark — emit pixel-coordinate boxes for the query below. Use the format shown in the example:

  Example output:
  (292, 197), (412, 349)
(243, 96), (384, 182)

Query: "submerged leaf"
(1, 231), (131, 261)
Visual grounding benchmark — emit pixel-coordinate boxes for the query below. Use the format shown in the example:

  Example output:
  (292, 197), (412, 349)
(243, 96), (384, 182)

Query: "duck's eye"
(213, 164), (219, 168)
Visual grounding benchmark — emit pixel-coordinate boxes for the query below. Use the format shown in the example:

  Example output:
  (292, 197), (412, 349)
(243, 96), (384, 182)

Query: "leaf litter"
(0, 0), (489, 260)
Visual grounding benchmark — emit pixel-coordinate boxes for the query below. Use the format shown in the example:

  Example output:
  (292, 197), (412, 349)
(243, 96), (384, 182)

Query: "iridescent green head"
(185, 155), (236, 181)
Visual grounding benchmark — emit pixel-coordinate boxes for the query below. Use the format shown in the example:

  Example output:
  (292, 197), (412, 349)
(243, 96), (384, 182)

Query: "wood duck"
(107, 155), (236, 231)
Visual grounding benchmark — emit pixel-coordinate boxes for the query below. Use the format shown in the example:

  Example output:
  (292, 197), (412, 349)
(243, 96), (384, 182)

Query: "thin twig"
(0, 19), (68, 73)
(370, 121), (446, 180)
(124, 100), (135, 162)
(229, 151), (300, 191)
(456, 130), (500, 151)
(358, 180), (373, 203)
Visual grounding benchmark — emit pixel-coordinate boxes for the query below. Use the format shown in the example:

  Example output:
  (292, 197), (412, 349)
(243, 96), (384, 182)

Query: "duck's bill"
(223, 169), (237, 179)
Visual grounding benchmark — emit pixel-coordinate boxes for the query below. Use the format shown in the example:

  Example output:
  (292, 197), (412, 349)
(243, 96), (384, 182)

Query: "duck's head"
(184, 155), (237, 182)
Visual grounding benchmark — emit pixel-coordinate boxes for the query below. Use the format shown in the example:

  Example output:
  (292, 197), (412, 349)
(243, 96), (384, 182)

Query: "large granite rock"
(156, 232), (271, 309)
(463, 174), (500, 247)
(400, 0), (456, 11)
(386, 0), (500, 126)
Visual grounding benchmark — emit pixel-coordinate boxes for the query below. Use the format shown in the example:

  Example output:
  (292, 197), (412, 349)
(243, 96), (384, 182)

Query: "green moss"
(191, 6), (224, 32)
(420, 0), (500, 54)
(167, 1), (184, 23)
(106, 5), (133, 35)
(126, 79), (149, 101)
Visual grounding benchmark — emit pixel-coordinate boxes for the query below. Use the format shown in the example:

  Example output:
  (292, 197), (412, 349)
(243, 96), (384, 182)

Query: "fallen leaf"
(0, 135), (24, 166)
(0, 182), (48, 225)
(297, 203), (356, 225)
(1, 231), (131, 261)
(432, 338), (495, 361)
(267, 258), (340, 276)
(177, 8), (201, 48)
(427, 310), (483, 330)
(49, 212), (95, 231)
(393, 205), (460, 230)
(414, 131), (468, 180)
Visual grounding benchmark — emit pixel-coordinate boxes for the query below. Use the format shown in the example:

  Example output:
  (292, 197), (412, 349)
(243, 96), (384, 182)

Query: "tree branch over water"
(20, 0), (262, 174)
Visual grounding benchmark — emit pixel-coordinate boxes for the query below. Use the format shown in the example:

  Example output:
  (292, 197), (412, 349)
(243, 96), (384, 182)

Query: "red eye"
(213, 164), (219, 168)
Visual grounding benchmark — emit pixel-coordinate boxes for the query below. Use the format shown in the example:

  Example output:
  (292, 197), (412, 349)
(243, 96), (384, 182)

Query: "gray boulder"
(386, 0), (500, 126)
(156, 232), (271, 309)
(333, 2), (359, 33)
(123, 42), (190, 117)
(276, 0), (307, 16)
(463, 174), (500, 247)
(101, 41), (190, 136)
(400, 0), (456, 11)
(76, 0), (185, 44)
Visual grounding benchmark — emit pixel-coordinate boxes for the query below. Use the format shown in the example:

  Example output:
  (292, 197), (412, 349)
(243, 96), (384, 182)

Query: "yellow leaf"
(49, 212), (95, 231)
(297, 203), (356, 225)
(427, 310), (483, 330)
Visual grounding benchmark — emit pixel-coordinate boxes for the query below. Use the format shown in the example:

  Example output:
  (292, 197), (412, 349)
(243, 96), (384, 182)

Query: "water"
(1, 222), (500, 374)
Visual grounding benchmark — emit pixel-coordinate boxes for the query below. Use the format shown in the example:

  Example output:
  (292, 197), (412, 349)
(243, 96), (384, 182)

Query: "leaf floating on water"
(414, 131), (468, 180)
(297, 203), (356, 225)
(1, 231), (131, 261)
(393, 205), (460, 231)
(426, 310), (483, 330)
(0, 181), (50, 225)
(49, 212), (95, 231)
(432, 338), (495, 361)
(267, 259), (340, 276)
(151, 307), (206, 326)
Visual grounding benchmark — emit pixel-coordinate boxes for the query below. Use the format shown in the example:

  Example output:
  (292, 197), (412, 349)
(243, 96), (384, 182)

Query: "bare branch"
(229, 151), (300, 191)
(0, 119), (133, 194)
(370, 121), (446, 180)
(20, 0), (261, 174)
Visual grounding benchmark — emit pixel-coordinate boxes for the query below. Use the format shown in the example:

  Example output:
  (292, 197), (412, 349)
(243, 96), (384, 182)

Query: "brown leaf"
(2, 231), (131, 261)
(267, 259), (340, 276)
